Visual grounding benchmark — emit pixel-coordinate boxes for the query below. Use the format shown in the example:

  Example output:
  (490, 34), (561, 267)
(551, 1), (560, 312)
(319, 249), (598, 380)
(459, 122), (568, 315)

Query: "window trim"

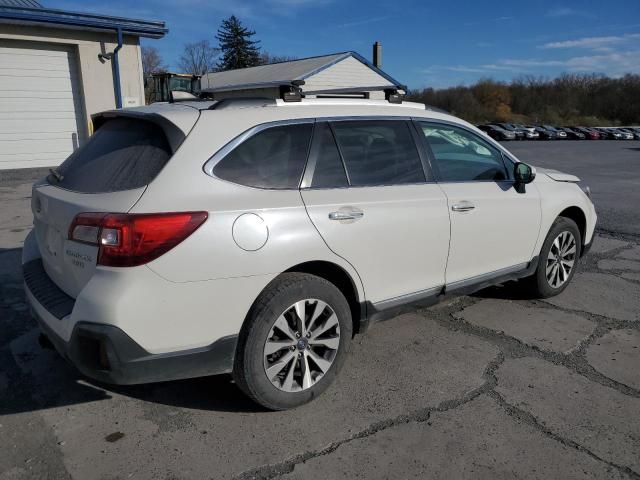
(412, 119), (516, 184)
(203, 118), (316, 190)
(300, 121), (350, 189)
(302, 118), (434, 190)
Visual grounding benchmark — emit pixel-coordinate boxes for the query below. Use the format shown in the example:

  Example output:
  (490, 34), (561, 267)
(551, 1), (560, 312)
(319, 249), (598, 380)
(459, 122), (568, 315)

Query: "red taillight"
(69, 212), (208, 267)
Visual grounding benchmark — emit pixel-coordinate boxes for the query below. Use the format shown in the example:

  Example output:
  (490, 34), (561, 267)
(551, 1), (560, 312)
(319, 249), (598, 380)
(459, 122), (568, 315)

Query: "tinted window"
(309, 123), (348, 188)
(331, 121), (425, 186)
(213, 123), (312, 189)
(419, 123), (509, 182)
(52, 118), (172, 193)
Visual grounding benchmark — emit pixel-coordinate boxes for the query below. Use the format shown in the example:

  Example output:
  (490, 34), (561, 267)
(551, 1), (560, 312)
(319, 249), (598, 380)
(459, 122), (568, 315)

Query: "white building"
(0, 0), (167, 170)
(201, 49), (404, 101)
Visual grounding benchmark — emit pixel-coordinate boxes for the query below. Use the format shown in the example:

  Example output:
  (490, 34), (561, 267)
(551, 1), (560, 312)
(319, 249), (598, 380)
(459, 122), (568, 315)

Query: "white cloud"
(268, 0), (333, 5)
(546, 7), (578, 17)
(336, 16), (392, 29)
(546, 7), (595, 18)
(422, 65), (490, 74)
(489, 50), (640, 75)
(542, 33), (640, 49)
(423, 49), (640, 79)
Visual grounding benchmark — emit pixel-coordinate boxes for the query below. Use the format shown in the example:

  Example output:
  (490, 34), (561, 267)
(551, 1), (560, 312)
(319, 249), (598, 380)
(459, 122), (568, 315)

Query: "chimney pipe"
(373, 41), (382, 68)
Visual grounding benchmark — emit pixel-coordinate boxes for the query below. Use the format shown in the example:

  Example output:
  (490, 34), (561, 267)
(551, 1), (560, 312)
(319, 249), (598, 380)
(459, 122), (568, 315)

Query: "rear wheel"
(520, 217), (581, 298)
(233, 273), (352, 410)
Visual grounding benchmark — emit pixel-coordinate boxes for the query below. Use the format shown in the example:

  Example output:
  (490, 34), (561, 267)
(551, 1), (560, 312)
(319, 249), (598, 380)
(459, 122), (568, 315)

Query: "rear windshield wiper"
(48, 168), (64, 183)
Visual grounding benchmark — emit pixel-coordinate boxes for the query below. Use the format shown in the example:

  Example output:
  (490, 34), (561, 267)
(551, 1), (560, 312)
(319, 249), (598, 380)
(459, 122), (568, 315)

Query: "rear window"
(50, 118), (172, 193)
(213, 123), (313, 189)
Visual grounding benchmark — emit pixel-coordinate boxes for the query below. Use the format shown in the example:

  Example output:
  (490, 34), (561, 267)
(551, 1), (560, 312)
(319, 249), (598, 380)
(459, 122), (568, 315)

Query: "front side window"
(330, 120), (426, 187)
(213, 123), (313, 189)
(418, 122), (509, 182)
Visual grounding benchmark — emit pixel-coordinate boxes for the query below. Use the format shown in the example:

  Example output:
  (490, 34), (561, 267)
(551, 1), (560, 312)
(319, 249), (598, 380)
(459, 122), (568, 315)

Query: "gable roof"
(201, 51), (402, 93)
(0, 0), (42, 7)
(0, 4), (167, 38)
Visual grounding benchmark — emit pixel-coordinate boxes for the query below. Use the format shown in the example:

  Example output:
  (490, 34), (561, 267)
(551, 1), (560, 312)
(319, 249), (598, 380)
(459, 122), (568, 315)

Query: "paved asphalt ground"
(1, 141), (639, 479)
(507, 140), (640, 236)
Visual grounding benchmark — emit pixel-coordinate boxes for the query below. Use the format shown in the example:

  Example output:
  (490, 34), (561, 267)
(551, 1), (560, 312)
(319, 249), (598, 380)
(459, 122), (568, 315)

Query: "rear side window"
(213, 123), (313, 189)
(52, 118), (172, 193)
(330, 121), (425, 187)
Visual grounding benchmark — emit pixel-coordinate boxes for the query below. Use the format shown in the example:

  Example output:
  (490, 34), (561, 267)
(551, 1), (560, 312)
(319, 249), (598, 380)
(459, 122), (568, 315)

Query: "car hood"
(535, 167), (580, 183)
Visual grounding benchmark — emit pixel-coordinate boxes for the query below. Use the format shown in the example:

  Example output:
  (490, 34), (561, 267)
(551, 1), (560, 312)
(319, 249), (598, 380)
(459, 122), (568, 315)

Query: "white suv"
(23, 96), (596, 410)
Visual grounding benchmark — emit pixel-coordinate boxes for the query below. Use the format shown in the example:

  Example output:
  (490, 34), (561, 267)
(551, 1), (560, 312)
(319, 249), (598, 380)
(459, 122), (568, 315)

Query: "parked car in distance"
(543, 125), (568, 139)
(571, 127), (600, 140)
(24, 96), (597, 410)
(613, 128), (634, 140)
(477, 124), (516, 141)
(512, 124), (540, 140)
(596, 128), (622, 140)
(587, 127), (605, 139)
(493, 123), (526, 140)
(528, 126), (557, 140)
(618, 128), (640, 140)
(560, 128), (586, 140)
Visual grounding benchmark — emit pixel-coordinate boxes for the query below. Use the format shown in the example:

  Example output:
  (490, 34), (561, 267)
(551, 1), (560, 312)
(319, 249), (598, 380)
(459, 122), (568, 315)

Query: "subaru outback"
(23, 96), (596, 410)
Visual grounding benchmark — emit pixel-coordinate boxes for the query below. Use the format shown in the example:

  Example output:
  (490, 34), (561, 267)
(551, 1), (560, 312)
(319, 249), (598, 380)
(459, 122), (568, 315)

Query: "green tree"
(215, 15), (261, 70)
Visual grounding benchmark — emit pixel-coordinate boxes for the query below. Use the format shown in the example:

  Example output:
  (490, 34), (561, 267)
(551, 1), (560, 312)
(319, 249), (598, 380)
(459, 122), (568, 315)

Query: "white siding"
(0, 40), (84, 170)
(303, 56), (393, 93)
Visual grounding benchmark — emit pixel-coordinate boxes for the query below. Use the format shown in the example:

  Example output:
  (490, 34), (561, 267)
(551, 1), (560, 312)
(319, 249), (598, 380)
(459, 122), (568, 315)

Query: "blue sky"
(47, 0), (640, 89)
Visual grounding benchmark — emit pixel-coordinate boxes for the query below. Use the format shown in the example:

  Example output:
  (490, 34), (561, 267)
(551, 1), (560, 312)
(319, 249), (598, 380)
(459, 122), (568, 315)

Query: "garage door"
(0, 40), (85, 170)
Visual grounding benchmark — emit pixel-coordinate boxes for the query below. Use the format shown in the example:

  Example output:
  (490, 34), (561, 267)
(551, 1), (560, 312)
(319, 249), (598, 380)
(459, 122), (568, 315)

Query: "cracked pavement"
(2, 142), (640, 479)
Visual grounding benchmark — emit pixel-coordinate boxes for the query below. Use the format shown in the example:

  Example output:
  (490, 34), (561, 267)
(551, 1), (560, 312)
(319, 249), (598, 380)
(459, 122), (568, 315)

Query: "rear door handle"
(329, 210), (364, 221)
(451, 202), (475, 212)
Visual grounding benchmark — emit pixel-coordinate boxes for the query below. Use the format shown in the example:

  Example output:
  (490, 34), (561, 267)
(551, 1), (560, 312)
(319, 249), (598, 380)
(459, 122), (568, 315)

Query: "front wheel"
(233, 273), (352, 410)
(520, 217), (581, 298)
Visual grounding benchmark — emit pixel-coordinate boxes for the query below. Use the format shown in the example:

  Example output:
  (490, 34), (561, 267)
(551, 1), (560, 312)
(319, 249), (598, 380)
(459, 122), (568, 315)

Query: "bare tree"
(408, 73), (640, 126)
(259, 51), (298, 65)
(141, 46), (166, 76)
(178, 40), (220, 76)
(141, 46), (166, 104)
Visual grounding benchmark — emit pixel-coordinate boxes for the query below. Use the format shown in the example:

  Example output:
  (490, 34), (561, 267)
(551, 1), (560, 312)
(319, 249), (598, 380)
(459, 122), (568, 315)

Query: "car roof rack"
(208, 97), (278, 110)
(201, 81), (407, 104)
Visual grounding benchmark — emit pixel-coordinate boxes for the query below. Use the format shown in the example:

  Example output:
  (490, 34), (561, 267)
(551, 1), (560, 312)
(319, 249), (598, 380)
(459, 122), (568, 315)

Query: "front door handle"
(329, 210), (364, 221)
(451, 202), (475, 212)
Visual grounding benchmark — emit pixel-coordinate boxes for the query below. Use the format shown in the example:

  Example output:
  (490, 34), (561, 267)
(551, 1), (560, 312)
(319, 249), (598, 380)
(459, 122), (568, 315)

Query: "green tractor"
(147, 72), (201, 103)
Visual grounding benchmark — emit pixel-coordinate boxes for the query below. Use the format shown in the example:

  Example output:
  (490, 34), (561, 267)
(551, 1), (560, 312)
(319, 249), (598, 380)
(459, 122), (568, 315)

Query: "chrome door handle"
(451, 202), (475, 212)
(328, 210), (364, 221)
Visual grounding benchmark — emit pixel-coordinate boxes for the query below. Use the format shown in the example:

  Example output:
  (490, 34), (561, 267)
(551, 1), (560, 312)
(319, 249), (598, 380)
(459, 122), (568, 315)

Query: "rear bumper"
(24, 256), (238, 385)
(34, 309), (237, 385)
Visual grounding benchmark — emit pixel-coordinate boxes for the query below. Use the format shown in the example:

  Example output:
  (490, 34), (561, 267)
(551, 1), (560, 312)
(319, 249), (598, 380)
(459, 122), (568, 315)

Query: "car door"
(415, 121), (541, 286)
(300, 120), (450, 307)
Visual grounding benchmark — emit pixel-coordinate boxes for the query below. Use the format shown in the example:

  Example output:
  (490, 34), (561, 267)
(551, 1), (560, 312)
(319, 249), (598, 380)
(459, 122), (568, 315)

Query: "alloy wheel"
(263, 299), (340, 392)
(546, 231), (577, 288)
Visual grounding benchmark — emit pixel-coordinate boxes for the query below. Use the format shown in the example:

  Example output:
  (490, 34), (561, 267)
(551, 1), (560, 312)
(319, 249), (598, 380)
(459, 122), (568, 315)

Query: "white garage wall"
(0, 40), (84, 169)
(0, 25), (146, 170)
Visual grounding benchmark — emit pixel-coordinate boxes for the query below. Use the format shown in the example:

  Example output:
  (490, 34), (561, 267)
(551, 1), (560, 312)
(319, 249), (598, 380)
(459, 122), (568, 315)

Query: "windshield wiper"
(48, 168), (64, 183)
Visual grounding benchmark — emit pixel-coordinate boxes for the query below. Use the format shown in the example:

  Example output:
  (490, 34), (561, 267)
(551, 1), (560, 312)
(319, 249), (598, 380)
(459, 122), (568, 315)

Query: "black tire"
(520, 217), (582, 298)
(233, 273), (352, 410)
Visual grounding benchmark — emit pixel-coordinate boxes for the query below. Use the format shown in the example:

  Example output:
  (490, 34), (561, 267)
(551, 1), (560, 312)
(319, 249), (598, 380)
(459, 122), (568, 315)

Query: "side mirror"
(514, 162), (535, 184)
